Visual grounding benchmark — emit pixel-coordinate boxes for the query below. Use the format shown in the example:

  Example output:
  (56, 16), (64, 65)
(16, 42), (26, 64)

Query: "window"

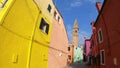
(68, 55), (71, 60)
(68, 47), (70, 51)
(58, 16), (60, 23)
(47, 4), (52, 13)
(39, 18), (49, 34)
(76, 47), (77, 49)
(100, 50), (105, 65)
(54, 11), (61, 24)
(0, 0), (8, 8)
(98, 28), (103, 43)
(54, 11), (57, 18)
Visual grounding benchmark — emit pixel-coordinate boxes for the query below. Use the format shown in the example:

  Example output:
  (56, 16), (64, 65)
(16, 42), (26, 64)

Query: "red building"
(90, 0), (120, 68)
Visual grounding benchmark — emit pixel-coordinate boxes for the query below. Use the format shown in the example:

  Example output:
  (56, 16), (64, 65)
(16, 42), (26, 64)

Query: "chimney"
(91, 21), (96, 33)
(96, 2), (101, 12)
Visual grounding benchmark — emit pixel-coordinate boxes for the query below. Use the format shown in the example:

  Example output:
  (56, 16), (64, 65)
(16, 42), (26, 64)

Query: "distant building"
(90, 0), (120, 68)
(84, 39), (91, 64)
(74, 46), (83, 63)
(67, 19), (83, 64)
(67, 43), (74, 64)
(72, 19), (79, 47)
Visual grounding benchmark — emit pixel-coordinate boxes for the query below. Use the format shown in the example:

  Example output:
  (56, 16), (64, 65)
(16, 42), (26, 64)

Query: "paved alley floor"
(64, 62), (93, 68)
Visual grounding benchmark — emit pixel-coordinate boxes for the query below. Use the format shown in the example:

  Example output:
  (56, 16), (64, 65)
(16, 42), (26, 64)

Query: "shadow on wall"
(64, 62), (93, 68)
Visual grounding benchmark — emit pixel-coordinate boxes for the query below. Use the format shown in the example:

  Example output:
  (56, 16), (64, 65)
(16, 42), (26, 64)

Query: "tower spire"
(73, 19), (79, 29)
(72, 19), (79, 47)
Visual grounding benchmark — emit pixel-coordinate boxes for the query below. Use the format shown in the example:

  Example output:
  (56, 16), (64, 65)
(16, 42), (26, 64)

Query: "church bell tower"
(72, 19), (79, 47)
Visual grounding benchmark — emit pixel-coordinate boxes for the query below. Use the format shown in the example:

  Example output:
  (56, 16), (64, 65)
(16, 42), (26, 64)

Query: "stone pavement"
(64, 62), (93, 68)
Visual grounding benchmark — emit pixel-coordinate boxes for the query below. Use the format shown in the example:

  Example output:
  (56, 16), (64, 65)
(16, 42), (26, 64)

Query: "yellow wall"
(34, 0), (55, 23)
(0, 0), (15, 24)
(30, 14), (52, 68)
(0, 0), (52, 68)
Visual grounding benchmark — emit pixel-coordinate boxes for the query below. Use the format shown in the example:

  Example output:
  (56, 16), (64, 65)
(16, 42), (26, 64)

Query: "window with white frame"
(54, 11), (61, 24)
(100, 50), (105, 65)
(98, 28), (103, 43)
(54, 11), (58, 20)
(58, 16), (60, 23)
(39, 18), (49, 34)
(54, 11), (57, 18)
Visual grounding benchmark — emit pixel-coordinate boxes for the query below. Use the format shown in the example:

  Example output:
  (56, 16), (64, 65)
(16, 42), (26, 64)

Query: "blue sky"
(53, 0), (104, 45)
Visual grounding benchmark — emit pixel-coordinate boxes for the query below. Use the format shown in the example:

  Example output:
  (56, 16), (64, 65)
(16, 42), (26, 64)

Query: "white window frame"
(100, 49), (105, 65)
(55, 14), (58, 20)
(54, 12), (61, 24)
(57, 16), (61, 24)
(98, 28), (103, 43)
(54, 11), (57, 19)
(39, 18), (49, 34)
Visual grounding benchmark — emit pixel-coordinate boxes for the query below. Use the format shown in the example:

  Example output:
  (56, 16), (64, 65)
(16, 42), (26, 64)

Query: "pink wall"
(48, 8), (68, 68)
(85, 40), (91, 57)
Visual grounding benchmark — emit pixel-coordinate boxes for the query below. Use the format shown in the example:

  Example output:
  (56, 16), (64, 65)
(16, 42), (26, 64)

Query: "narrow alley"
(0, 0), (120, 68)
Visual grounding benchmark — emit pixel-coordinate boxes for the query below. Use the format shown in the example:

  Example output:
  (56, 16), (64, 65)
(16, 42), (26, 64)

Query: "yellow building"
(0, 0), (52, 68)
(33, 1), (68, 68)
(0, 0), (68, 68)
(34, 0), (55, 23)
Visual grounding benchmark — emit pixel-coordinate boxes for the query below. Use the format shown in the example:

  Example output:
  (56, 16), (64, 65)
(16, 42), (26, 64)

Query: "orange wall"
(48, 8), (68, 68)
(67, 44), (74, 64)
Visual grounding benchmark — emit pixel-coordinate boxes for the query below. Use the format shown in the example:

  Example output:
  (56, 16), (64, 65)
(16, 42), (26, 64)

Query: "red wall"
(103, 0), (120, 67)
(91, 0), (120, 68)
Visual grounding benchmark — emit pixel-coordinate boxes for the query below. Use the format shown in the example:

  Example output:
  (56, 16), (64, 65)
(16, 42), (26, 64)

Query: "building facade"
(84, 39), (91, 64)
(48, 2), (68, 68)
(67, 43), (74, 64)
(0, 0), (68, 68)
(74, 46), (83, 63)
(35, 0), (68, 68)
(0, 0), (53, 68)
(90, 0), (120, 68)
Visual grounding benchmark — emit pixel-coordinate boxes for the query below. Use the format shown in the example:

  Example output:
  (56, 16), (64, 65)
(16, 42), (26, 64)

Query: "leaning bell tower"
(72, 19), (79, 47)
